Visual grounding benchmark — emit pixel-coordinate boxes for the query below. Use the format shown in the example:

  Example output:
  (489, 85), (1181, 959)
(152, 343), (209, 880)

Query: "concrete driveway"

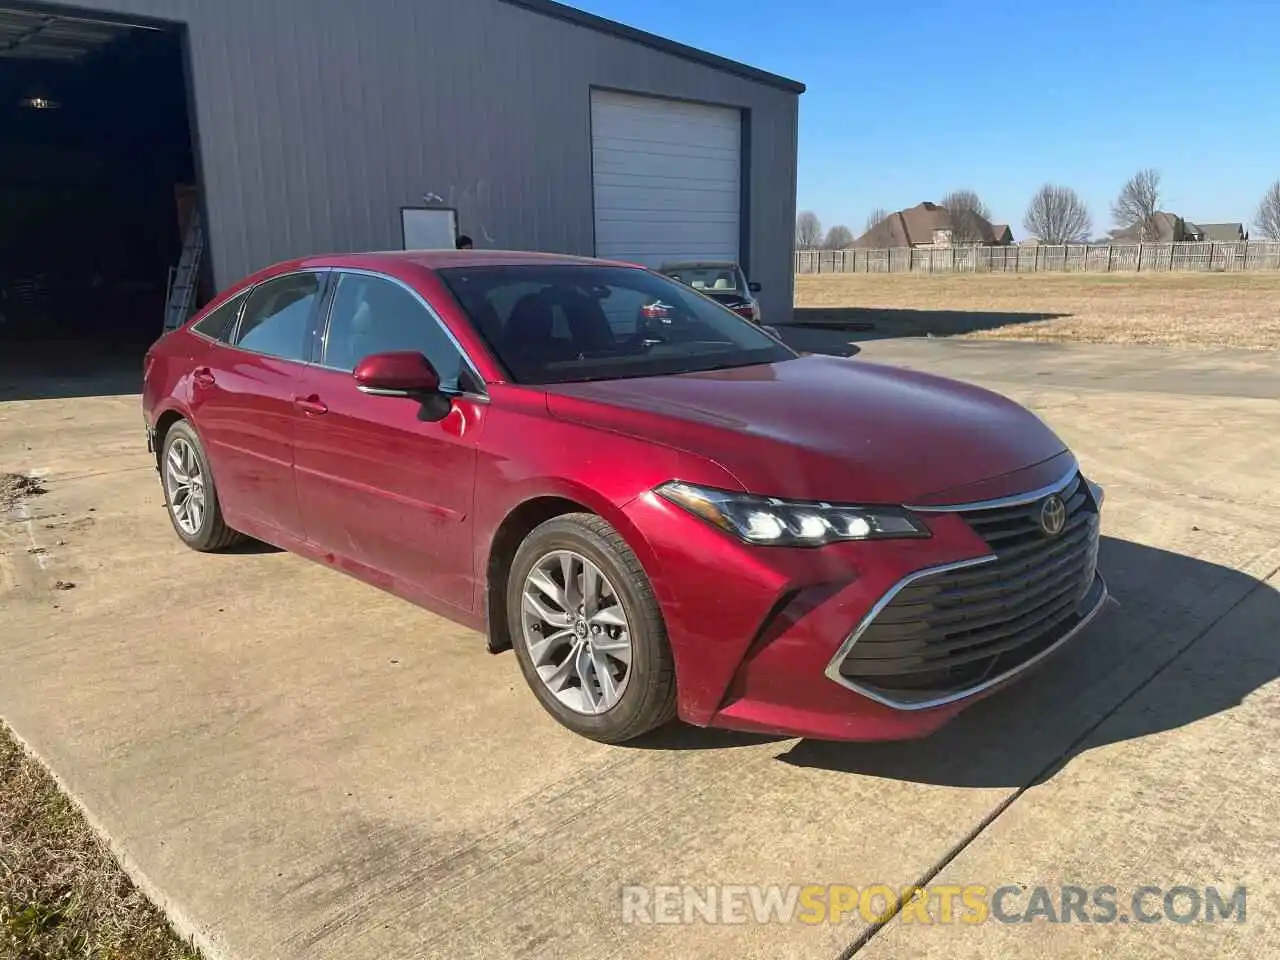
(1, 338), (1277, 959)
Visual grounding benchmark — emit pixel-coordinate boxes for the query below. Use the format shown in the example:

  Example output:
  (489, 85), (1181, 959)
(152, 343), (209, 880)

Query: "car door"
(291, 269), (482, 610)
(188, 270), (326, 540)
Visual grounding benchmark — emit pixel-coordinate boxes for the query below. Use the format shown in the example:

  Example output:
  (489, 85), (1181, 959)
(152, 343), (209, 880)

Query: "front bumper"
(622, 460), (1107, 742)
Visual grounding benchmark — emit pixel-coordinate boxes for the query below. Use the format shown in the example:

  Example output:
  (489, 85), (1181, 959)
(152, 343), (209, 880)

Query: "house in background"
(1196, 222), (1249, 243)
(851, 201), (1013, 248)
(1109, 212), (1195, 243)
(1108, 213), (1247, 244)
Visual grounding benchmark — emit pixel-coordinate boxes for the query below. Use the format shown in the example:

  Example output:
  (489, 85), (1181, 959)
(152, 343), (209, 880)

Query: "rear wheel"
(160, 421), (243, 552)
(508, 513), (676, 743)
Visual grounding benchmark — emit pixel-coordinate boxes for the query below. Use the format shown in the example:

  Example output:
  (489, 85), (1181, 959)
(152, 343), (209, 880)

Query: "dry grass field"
(0, 722), (198, 960)
(793, 272), (1280, 349)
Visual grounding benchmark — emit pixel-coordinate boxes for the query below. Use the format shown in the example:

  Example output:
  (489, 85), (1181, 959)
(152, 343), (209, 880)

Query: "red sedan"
(142, 251), (1107, 743)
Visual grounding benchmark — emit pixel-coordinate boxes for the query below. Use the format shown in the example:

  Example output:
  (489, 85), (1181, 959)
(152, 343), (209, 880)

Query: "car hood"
(543, 355), (1069, 504)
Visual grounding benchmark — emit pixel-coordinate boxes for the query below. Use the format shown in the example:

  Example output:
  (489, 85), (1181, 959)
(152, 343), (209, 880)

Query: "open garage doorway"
(0, 4), (200, 391)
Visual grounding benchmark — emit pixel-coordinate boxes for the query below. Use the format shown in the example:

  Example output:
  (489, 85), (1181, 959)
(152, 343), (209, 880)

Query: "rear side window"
(235, 273), (322, 362)
(191, 291), (247, 342)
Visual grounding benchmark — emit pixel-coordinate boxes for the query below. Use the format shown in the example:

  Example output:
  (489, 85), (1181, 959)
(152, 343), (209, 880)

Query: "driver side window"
(322, 273), (467, 392)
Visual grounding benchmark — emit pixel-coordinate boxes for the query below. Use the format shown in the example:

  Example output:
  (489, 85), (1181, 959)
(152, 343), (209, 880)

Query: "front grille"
(837, 472), (1102, 703)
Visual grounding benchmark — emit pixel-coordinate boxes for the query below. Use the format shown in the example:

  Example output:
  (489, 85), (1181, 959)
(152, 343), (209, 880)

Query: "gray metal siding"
(50, 0), (800, 321)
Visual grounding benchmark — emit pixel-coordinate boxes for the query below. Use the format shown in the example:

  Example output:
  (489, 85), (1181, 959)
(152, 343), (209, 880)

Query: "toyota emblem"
(1039, 494), (1068, 537)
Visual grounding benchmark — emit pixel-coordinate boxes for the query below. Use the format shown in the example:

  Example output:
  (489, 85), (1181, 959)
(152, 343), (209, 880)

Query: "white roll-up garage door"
(591, 89), (742, 267)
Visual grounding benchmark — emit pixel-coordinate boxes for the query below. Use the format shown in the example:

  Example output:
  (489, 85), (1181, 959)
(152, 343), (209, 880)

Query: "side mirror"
(354, 351), (440, 398)
(761, 324), (783, 339)
(748, 281), (762, 293)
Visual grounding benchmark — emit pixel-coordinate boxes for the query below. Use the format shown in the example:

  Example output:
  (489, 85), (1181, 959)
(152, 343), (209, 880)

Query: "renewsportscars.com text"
(620, 883), (1247, 926)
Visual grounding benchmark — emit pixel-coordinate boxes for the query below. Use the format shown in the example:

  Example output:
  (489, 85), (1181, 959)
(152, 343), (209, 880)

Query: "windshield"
(660, 265), (744, 294)
(437, 264), (793, 385)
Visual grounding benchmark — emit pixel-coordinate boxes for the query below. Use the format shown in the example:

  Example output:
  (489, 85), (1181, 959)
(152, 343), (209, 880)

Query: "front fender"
(475, 475), (674, 659)
(472, 409), (741, 660)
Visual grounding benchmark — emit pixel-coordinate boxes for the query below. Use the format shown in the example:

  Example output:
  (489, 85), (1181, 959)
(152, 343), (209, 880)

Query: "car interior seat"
(465, 293), (504, 346)
(555, 289), (616, 353)
(504, 293), (574, 370)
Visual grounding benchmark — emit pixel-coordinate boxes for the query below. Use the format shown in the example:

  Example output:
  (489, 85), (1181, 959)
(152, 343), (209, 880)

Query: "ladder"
(163, 208), (204, 332)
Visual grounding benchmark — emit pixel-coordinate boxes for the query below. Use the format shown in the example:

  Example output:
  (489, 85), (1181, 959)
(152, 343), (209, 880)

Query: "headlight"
(656, 482), (931, 547)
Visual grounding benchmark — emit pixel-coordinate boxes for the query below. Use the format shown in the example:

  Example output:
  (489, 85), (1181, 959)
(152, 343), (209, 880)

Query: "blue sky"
(572, 0), (1279, 239)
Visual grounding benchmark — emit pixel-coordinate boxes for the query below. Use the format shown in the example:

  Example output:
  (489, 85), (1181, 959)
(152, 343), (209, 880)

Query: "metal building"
(0, 0), (803, 356)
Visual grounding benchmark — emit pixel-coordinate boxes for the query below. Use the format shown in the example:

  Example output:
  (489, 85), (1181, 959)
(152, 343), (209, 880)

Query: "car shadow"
(627, 725), (785, 751)
(777, 536), (1279, 787)
(0, 341), (146, 402)
(218, 539), (285, 556)
(785, 306), (1071, 343)
(644, 537), (1278, 787)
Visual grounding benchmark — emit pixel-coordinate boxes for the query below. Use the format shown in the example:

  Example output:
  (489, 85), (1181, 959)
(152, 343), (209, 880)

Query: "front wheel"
(508, 513), (676, 743)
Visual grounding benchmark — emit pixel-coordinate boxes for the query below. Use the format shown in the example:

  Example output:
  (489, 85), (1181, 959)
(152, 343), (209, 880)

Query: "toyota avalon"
(142, 251), (1107, 743)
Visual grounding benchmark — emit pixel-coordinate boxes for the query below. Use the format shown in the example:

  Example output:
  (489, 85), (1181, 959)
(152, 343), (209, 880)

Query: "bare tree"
(1111, 168), (1161, 240)
(864, 208), (889, 236)
(823, 224), (854, 249)
(940, 189), (992, 244)
(1023, 184), (1092, 244)
(795, 211), (822, 249)
(1255, 180), (1280, 240)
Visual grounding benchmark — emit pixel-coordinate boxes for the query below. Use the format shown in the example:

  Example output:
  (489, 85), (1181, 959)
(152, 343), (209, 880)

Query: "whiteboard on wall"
(401, 207), (458, 250)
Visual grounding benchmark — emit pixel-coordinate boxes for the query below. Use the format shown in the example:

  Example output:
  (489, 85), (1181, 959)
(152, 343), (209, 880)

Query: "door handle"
(292, 394), (328, 416)
(192, 367), (215, 388)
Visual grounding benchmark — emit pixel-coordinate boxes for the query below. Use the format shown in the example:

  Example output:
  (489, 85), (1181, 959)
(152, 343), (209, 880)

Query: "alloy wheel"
(164, 437), (206, 536)
(520, 549), (633, 715)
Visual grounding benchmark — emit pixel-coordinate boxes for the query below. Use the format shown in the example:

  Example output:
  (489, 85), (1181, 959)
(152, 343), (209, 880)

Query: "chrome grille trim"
(824, 570), (1107, 711)
(905, 460), (1079, 513)
(825, 462), (1106, 711)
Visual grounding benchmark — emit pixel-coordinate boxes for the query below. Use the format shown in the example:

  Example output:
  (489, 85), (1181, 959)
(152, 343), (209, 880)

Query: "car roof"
(205, 249), (656, 308)
(302, 249), (643, 271)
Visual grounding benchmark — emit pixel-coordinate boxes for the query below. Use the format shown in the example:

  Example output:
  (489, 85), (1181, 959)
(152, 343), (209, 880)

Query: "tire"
(507, 513), (677, 743)
(159, 420), (244, 552)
